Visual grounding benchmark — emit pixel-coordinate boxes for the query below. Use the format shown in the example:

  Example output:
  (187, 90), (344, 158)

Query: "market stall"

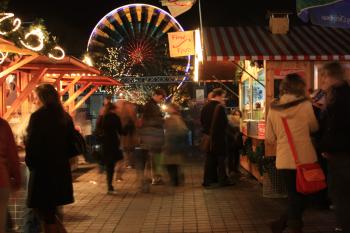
(202, 22), (350, 191)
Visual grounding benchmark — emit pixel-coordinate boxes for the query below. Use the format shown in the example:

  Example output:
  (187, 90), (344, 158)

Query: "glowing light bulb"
(83, 55), (93, 66)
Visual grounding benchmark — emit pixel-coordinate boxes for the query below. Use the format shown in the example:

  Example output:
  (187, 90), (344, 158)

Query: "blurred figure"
(227, 109), (243, 178)
(0, 117), (21, 233)
(319, 62), (350, 233)
(138, 88), (166, 191)
(163, 103), (188, 186)
(266, 74), (319, 233)
(95, 95), (113, 173)
(100, 103), (124, 193)
(201, 88), (232, 187)
(25, 84), (77, 233)
(115, 100), (137, 181)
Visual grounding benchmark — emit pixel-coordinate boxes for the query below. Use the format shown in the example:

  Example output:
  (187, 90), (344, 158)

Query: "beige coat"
(266, 94), (319, 169)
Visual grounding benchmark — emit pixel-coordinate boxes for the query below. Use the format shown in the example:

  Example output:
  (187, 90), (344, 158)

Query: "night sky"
(8, 0), (299, 57)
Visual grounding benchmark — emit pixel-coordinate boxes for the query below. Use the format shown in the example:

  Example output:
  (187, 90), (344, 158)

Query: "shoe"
(108, 185), (114, 192)
(139, 183), (150, 193)
(116, 178), (123, 182)
(269, 215), (287, 233)
(334, 227), (343, 232)
(152, 177), (164, 185)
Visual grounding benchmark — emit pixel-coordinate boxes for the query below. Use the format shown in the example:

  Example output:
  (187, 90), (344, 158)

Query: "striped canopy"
(203, 25), (350, 61)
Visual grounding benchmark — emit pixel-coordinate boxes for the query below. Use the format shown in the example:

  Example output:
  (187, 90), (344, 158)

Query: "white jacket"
(266, 94), (319, 169)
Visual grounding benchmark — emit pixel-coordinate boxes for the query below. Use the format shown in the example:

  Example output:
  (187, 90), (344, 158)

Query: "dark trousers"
(328, 154), (350, 232)
(217, 155), (228, 184)
(203, 152), (218, 185)
(105, 161), (116, 188)
(280, 169), (306, 229)
(166, 165), (180, 186)
(203, 153), (228, 185)
(227, 148), (240, 173)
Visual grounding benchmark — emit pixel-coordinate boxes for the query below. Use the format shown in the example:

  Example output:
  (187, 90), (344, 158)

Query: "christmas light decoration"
(0, 51), (8, 64)
(48, 46), (65, 60)
(0, 13), (21, 35)
(20, 28), (45, 51)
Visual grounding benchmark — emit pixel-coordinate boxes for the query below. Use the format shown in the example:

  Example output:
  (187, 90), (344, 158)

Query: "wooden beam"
(70, 85), (99, 113)
(3, 68), (47, 120)
(60, 75), (82, 96)
(63, 82), (92, 107)
(0, 54), (39, 81)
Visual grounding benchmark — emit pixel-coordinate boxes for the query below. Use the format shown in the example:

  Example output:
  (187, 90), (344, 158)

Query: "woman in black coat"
(100, 102), (124, 193)
(25, 84), (76, 233)
(319, 62), (350, 233)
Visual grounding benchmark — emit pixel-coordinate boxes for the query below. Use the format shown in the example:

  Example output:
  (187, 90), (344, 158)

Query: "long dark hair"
(35, 84), (65, 117)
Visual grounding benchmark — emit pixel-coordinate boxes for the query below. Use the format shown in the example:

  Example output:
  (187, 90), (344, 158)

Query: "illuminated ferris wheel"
(87, 4), (190, 77)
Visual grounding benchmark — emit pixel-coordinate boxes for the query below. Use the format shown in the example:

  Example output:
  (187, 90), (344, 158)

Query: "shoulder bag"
(199, 104), (220, 153)
(281, 117), (327, 195)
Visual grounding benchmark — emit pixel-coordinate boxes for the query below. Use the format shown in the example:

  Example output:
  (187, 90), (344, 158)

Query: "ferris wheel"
(87, 4), (190, 77)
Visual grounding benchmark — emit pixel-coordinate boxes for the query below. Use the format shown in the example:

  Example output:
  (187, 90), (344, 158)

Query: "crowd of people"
(0, 61), (349, 233)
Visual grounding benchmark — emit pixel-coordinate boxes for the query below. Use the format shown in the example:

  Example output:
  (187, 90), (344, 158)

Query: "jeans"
(23, 208), (41, 233)
(135, 148), (152, 189)
(0, 188), (10, 233)
(328, 153), (350, 232)
(280, 169), (306, 229)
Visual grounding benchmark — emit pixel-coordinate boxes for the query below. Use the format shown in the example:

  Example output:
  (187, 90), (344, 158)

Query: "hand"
(321, 152), (331, 159)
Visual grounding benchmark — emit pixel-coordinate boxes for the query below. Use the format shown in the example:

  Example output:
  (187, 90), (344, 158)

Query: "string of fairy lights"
(0, 12), (65, 64)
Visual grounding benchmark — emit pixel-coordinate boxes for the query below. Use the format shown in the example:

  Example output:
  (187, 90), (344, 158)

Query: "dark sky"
(8, 0), (298, 57)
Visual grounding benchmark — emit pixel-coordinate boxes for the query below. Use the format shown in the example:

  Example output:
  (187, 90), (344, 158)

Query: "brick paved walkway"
(62, 161), (336, 233)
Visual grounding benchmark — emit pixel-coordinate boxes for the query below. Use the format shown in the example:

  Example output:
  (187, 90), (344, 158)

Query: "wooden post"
(60, 75), (82, 96)
(70, 85), (99, 113)
(63, 82), (92, 107)
(3, 68), (47, 120)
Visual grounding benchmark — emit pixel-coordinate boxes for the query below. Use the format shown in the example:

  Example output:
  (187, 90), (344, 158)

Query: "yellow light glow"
(20, 28), (45, 51)
(0, 52), (9, 64)
(48, 46), (65, 60)
(194, 29), (203, 82)
(0, 13), (22, 35)
(161, 104), (167, 111)
(83, 55), (94, 66)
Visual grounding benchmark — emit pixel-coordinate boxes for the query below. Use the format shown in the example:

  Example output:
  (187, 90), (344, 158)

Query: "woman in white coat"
(266, 73), (319, 233)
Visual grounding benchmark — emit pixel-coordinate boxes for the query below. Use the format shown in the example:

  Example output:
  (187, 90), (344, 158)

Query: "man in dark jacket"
(319, 62), (350, 233)
(200, 88), (232, 187)
(139, 89), (166, 189)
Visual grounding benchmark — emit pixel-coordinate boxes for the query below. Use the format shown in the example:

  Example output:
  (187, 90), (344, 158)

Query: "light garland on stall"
(0, 51), (8, 64)
(0, 12), (65, 60)
(0, 13), (21, 35)
(19, 28), (45, 51)
(48, 46), (65, 60)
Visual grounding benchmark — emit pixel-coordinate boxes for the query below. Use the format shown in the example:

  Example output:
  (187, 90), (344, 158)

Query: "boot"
(269, 215), (287, 233)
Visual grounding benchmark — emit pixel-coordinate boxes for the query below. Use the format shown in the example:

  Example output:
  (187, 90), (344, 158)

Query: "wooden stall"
(203, 24), (350, 184)
(1, 40), (121, 145)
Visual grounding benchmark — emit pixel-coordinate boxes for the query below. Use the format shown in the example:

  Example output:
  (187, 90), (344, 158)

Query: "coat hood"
(270, 94), (308, 118)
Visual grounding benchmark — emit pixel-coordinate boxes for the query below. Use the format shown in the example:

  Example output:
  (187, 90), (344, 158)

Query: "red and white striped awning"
(204, 26), (350, 61)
